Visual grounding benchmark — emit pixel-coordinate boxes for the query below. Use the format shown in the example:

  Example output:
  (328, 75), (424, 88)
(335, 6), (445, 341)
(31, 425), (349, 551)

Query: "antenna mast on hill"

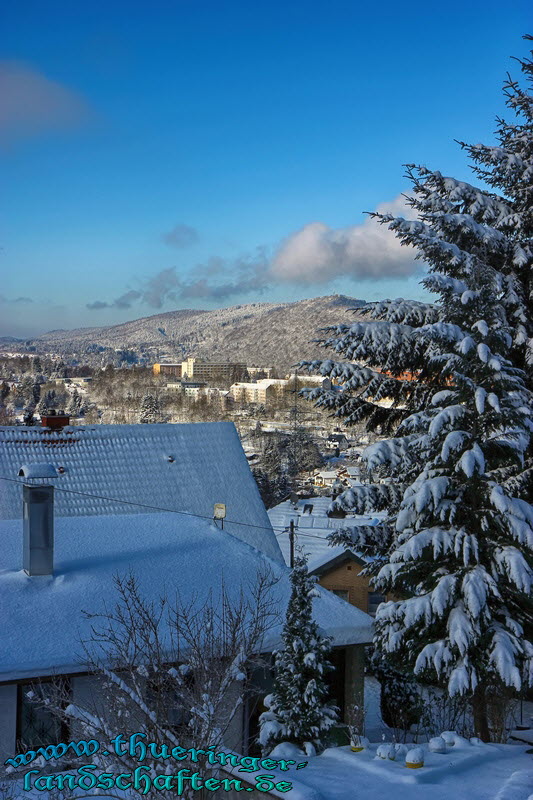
(290, 368), (300, 473)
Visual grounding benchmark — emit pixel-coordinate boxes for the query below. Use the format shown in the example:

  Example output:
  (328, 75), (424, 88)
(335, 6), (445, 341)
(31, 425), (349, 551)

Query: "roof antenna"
(213, 503), (226, 529)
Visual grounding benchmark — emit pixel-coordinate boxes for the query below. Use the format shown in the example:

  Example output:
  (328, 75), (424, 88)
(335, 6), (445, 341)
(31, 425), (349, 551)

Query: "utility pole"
(289, 518), (295, 568)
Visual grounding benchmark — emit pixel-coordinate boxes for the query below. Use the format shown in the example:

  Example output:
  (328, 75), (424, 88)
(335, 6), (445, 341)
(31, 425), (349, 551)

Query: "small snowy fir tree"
(300, 40), (533, 741)
(259, 555), (337, 755)
(139, 392), (163, 423)
(36, 389), (58, 416)
(67, 389), (83, 417)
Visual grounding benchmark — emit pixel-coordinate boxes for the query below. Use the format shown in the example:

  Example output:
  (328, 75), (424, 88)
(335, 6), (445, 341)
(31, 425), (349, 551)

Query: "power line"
(274, 528), (348, 542)
(0, 476), (364, 543)
(0, 474), (288, 536)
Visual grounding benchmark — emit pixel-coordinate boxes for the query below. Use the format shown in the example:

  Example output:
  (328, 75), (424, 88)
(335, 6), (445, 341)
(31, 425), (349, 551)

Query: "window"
(332, 589), (349, 602)
(367, 591), (386, 615)
(17, 680), (70, 749)
(146, 671), (192, 733)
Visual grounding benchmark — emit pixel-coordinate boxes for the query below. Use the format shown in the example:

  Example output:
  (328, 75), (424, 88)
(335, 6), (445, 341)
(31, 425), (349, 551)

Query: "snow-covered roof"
(345, 467), (361, 478)
(0, 512), (373, 681)
(307, 547), (365, 575)
(0, 422), (282, 563)
(268, 497), (384, 566)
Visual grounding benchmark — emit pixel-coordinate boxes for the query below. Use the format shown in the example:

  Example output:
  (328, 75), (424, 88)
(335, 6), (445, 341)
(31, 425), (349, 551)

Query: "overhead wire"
(0, 474), (359, 541)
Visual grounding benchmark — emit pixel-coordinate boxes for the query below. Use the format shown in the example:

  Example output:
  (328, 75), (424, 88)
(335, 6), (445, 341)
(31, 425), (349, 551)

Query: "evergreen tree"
(67, 389), (83, 417)
(36, 389), (58, 415)
(252, 468), (276, 509)
(287, 426), (324, 477)
(0, 382), (10, 403)
(371, 653), (423, 732)
(31, 380), (41, 406)
(253, 468), (292, 509)
(261, 432), (289, 479)
(259, 555), (337, 755)
(13, 376), (34, 409)
(300, 42), (533, 740)
(139, 393), (163, 423)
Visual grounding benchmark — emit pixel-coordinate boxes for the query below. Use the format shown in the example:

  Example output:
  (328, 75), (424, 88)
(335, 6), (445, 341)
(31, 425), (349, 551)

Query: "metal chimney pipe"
(23, 484), (54, 576)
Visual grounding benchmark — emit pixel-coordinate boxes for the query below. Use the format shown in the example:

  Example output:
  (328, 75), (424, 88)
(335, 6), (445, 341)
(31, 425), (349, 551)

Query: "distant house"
(325, 433), (350, 451)
(246, 366), (274, 380)
(313, 469), (349, 488)
(229, 379), (287, 405)
(69, 377), (92, 387)
(268, 496), (387, 616)
(337, 465), (363, 485)
(181, 381), (208, 396)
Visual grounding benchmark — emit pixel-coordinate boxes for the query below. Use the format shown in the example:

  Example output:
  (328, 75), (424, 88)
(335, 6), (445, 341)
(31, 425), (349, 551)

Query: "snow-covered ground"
(294, 742), (533, 800)
(5, 739), (532, 800)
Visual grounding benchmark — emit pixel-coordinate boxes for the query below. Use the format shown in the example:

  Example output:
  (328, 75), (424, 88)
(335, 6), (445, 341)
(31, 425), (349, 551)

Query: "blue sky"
(1, 1), (531, 337)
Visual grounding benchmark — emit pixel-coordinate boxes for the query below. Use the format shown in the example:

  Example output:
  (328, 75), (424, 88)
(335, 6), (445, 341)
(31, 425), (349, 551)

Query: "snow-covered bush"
(428, 736), (448, 753)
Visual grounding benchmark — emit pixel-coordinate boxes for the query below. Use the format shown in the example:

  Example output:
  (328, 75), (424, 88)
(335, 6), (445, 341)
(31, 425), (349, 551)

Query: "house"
(230, 376), (331, 406)
(325, 433), (350, 451)
(308, 549), (387, 616)
(230, 379), (285, 405)
(0, 419), (282, 562)
(181, 381), (208, 396)
(313, 470), (347, 488)
(0, 421), (373, 760)
(0, 513), (373, 761)
(268, 496), (387, 616)
(337, 465), (363, 485)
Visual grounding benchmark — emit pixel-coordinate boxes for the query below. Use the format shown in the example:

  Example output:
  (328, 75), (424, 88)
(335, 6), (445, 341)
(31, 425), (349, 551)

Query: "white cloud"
(86, 196), (419, 309)
(269, 195), (416, 284)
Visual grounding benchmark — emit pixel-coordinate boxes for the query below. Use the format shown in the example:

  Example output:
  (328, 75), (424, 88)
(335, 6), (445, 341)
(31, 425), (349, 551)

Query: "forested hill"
(6, 295), (368, 370)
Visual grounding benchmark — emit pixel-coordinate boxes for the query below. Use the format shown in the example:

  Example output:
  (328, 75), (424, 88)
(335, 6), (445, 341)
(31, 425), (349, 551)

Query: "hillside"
(2, 295), (368, 370)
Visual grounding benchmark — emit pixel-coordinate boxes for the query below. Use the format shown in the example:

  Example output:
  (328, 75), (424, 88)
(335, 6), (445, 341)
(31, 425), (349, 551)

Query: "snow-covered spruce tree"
(36, 389), (58, 415)
(67, 388), (83, 417)
(299, 42), (533, 741)
(259, 555), (337, 755)
(139, 392), (163, 423)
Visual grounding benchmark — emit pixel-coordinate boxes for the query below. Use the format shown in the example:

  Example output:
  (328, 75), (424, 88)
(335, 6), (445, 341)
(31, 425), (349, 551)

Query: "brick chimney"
(41, 410), (70, 430)
(23, 484), (54, 576)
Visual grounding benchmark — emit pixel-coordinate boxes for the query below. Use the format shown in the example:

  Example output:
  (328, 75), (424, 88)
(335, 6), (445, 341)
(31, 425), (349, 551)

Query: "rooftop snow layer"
(307, 546), (365, 574)
(0, 422), (282, 563)
(0, 512), (373, 680)
(268, 496), (384, 566)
